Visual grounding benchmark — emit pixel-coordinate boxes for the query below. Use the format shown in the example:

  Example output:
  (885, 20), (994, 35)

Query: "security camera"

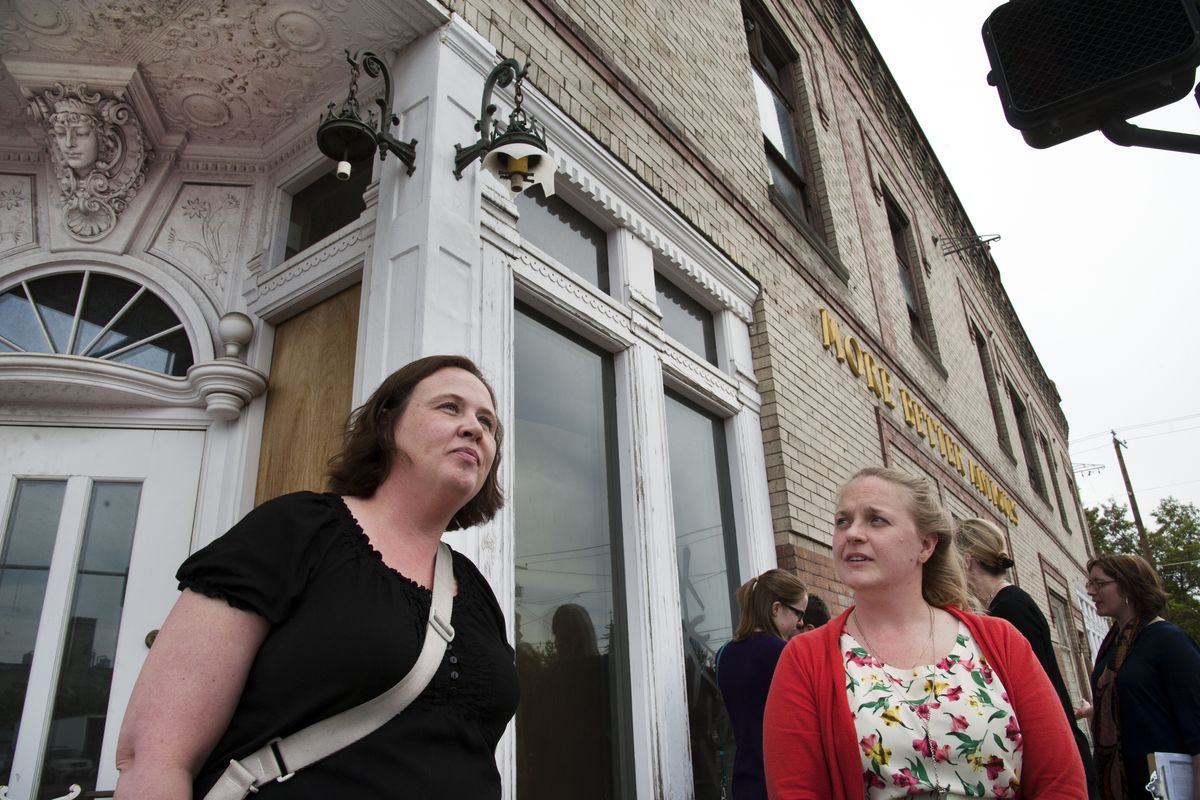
(336, 160), (352, 181)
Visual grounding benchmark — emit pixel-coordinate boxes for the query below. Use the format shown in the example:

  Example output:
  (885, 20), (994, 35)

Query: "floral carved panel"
(150, 183), (250, 292)
(0, 174), (36, 255)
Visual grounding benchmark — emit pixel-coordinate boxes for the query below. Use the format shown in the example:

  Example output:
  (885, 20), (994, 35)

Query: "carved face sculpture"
(51, 112), (100, 173)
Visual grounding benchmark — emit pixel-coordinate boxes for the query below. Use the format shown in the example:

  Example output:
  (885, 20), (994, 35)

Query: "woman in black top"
(1086, 553), (1200, 800)
(957, 517), (1098, 799)
(114, 355), (518, 799)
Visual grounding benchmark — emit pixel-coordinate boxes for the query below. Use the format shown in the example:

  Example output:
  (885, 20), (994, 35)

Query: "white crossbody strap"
(204, 541), (456, 800)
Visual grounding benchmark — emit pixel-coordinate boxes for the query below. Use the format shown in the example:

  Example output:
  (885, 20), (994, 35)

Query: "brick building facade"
(0, 0), (1094, 797)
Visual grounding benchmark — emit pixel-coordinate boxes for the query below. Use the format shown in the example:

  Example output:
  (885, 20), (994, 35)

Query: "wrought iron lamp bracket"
(454, 58), (535, 179)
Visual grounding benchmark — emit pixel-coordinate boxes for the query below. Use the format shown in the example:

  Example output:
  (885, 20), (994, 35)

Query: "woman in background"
(716, 569), (808, 800)
(800, 594), (831, 632)
(957, 517), (1097, 798)
(764, 467), (1084, 799)
(1086, 553), (1200, 800)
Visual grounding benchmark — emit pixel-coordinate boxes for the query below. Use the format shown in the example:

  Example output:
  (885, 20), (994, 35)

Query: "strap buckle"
(268, 738), (295, 783)
(430, 610), (455, 643)
(225, 759), (259, 793)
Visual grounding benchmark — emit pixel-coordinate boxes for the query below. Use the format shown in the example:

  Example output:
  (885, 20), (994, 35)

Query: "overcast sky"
(852, 0), (1200, 524)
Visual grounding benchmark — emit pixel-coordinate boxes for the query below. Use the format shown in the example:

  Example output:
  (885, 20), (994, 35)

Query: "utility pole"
(1112, 431), (1153, 565)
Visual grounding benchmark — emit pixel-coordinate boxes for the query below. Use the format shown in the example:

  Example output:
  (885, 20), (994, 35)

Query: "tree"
(1086, 497), (1200, 642)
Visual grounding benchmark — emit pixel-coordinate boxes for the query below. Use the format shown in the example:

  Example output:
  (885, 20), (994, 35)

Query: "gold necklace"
(853, 606), (948, 799)
(852, 604), (934, 668)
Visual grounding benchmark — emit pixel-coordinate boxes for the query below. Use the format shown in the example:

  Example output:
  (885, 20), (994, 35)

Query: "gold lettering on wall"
(822, 308), (895, 408)
(818, 308), (1018, 523)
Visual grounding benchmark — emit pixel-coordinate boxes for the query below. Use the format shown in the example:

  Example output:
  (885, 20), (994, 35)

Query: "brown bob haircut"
(1087, 553), (1168, 619)
(327, 354), (504, 530)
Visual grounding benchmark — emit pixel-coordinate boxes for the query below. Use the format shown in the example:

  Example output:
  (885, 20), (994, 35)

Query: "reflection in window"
(37, 482), (141, 800)
(515, 189), (610, 292)
(513, 307), (626, 799)
(1048, 593), (1086, 714)
(0, 481), (67, 786)
(656, 273), (717, 365)
(664, 392), (738, 800)
(0, 272), (194, 376)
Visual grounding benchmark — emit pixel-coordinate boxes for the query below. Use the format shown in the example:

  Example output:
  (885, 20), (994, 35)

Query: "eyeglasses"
(1084, 579), (1116, 591)
(780, 602), (806, 622)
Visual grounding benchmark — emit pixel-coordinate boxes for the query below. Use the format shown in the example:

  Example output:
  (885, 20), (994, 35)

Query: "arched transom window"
(0, 271), (195, 377)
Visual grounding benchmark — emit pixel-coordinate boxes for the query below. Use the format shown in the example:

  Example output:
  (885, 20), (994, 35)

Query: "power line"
(1070, 412), (1200, 445)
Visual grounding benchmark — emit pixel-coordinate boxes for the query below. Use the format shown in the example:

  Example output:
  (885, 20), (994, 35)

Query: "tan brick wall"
(449, 0), (1091, 600)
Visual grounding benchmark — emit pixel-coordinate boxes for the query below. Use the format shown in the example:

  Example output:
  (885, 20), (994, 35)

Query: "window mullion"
(66, 270), (91, 356)
(78, 286), (146, 358)
(20, 280), (58, 354)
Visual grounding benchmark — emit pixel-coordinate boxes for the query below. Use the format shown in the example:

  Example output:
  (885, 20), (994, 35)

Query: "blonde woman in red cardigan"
(763, 467), (1084, 799)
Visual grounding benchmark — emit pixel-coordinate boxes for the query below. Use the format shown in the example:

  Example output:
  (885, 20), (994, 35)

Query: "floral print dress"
(842, 622), (1023, 799)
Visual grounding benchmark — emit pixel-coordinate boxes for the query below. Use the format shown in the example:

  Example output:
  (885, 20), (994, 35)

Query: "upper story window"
(656, 272), (717, 365)
(971, 322), (1015, 459)
(1007, 381), (1048, 499)
(516, 190), (610, 293)
(285, 167), (371, 261)
(885, 195), (936, 352)
(1040, 433), (1072, 531)
(744, 3), (814, 229)
(0, 271), (194, 376)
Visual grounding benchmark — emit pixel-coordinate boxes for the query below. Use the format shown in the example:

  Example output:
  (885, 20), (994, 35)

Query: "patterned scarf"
(1091, 616), (1150, 800)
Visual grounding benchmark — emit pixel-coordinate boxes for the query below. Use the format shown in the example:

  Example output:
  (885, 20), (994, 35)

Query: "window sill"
(768, 187), (849, 282)
(911, 331), (949, 380)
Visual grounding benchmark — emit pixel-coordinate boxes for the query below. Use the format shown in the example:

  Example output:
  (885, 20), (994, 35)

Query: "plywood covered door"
(255, 284), (360, 503)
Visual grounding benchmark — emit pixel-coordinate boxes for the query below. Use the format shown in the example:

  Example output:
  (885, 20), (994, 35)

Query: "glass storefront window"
(664, 392), (738, 800)
(513, 306), (627, 799)
(515, 190), (610, 293)
(655, 272), (717, 365)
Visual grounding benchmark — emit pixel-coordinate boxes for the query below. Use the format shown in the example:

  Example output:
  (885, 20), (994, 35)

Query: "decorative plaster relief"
(151, 183), (249, 291)
(25, 82), (151, 241)
(0, 0), (446, 146)
(0, 174), (36, 254)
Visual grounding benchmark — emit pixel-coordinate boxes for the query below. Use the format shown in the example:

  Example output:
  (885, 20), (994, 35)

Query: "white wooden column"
(721, 308), (777, 579)
(356, 23), (496, 395)
(615, 236), (695, 797)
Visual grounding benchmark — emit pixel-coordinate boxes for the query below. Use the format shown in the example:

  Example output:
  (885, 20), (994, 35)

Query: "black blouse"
(178, 492), (519, 799)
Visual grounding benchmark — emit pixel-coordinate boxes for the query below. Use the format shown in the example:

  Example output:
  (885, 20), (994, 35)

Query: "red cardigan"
(763, 606), (1086, 799)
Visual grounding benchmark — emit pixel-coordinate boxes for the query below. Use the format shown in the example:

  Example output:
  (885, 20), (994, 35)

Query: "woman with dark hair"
(716, 568), (808, 800)
(764, 467), (1084, 799)
(1085, 553), (1200, 800)
(114, 355), (518, 800)
(958, 517), (1098, 798)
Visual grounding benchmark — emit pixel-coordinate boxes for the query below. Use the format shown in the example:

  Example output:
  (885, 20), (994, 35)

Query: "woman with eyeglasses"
(1085, 554), (1200, 800)
(957, 518), (1097, 798)
(763, 467), (1084, 799)
(716, 569), (808, 800)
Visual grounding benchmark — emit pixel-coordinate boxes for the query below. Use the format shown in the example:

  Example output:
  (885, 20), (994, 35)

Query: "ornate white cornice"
(0, 352), (266, 421)
(511, 251), (636, 348)
(244, 222), (371, 320)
